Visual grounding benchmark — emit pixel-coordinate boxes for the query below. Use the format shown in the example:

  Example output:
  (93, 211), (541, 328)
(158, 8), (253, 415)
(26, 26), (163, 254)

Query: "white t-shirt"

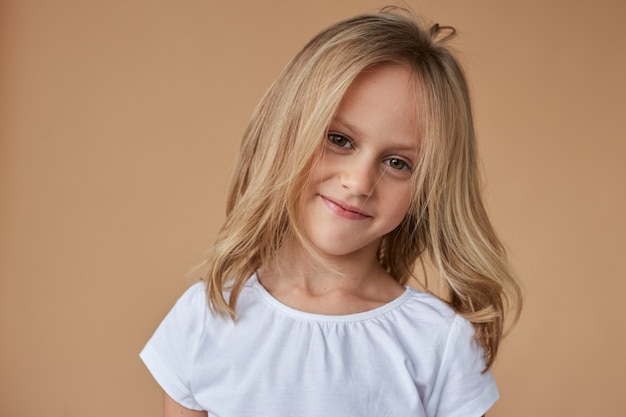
(140, 274), (498, 416)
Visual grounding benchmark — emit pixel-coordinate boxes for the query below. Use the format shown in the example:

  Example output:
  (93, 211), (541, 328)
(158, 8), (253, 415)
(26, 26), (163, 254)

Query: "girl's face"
(300, 64), (420, 259)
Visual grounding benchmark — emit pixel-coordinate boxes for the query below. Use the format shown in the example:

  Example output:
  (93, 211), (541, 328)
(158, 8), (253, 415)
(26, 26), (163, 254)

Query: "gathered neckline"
(248, 273), (415, 323)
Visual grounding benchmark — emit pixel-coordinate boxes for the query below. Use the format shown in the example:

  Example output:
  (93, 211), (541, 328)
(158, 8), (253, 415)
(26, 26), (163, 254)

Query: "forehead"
(333, 64), (420, 145)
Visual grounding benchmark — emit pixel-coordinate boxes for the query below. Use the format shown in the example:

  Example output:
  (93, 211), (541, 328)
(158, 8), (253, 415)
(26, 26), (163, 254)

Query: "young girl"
(141, 8), (522, 417)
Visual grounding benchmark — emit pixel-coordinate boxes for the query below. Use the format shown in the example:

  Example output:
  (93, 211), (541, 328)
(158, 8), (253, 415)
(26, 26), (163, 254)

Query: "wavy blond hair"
(200, 7), (522, 369)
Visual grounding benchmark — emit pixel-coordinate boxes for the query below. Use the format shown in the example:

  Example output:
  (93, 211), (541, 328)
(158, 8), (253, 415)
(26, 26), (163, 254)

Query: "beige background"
(1, 0), (625, 416)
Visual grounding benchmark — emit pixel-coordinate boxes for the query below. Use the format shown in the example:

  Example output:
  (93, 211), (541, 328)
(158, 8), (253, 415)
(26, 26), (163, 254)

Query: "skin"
(162, 64), (487, 415)
(163, 392), (207, 417)
(259, 63), (420, 315)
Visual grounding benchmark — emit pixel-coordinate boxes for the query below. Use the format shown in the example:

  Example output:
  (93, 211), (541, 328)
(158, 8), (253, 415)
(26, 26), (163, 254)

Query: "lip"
(320, 195), (372, 220)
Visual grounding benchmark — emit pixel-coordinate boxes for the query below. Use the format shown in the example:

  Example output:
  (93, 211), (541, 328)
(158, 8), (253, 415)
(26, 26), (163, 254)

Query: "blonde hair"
(201, 7), (522, 369)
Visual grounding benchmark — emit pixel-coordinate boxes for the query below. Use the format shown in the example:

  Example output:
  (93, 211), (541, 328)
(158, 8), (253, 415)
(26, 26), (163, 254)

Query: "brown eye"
(327, 133), (352, 149)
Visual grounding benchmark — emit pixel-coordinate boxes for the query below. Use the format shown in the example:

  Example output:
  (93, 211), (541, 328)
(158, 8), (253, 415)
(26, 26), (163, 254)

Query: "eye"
(384, 157), (411, 171)
(327, 133), (353, 149)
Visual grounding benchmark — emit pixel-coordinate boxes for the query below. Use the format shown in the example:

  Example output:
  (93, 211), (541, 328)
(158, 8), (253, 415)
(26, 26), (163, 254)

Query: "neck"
(257, 236), (404, 315)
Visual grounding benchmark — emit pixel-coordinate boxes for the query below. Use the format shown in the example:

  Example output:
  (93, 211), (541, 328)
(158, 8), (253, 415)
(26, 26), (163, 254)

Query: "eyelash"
(327, 133), (353, 149)
(384, 158), (410, 171)
(326, 133), (412, 172)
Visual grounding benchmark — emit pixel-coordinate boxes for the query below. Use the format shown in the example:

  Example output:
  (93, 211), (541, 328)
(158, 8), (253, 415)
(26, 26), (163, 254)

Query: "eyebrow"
(331, 116), (419, 153)
(331, 116), (364, 138)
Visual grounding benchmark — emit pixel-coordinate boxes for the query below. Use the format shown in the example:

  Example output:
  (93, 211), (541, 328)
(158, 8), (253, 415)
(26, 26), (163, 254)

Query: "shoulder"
(408, 289), (477, 340)
(175, 281), (206, 305)
(146, 282), (210, 345)
(413, 288), (482, 346)
(140, 282), (212, 410)
(166, 281), (209, 323)
(396, 288), (464, 334)
(388, 289), (485, 370)
(403, 288), (457, 318)
(169, 280), (235, 317)
(180, 281), (207, 305)
(405, 290), (482, 356)
(398, 289), (484, 341)
(396, 292), (498, 416)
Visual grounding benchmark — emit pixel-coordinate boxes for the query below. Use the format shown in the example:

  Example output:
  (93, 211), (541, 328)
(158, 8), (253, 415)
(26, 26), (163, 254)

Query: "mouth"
(320, 195), (372, 220)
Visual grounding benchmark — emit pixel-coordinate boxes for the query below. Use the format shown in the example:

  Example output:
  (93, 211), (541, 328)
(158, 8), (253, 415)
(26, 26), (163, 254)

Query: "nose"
(339, 156), (378, 197)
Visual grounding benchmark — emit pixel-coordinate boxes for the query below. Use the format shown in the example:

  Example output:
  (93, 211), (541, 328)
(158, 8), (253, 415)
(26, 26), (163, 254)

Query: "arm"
(163, 391), (207, 417)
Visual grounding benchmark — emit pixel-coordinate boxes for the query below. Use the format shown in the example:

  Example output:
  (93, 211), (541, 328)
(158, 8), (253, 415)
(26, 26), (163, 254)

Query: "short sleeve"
(140, 282), (207, 411)
(425, 316), (499, 417)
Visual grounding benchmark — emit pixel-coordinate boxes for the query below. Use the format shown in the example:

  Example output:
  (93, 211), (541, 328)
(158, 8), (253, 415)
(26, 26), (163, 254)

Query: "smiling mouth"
(320, 196), (372, 220)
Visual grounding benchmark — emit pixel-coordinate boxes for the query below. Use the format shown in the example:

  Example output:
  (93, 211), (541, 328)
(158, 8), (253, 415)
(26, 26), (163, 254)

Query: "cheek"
(308, 152), (338, 184)
(393, 198), (412, 222)
(302, 153), (324, 189)
(387, 185), (413, 223)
